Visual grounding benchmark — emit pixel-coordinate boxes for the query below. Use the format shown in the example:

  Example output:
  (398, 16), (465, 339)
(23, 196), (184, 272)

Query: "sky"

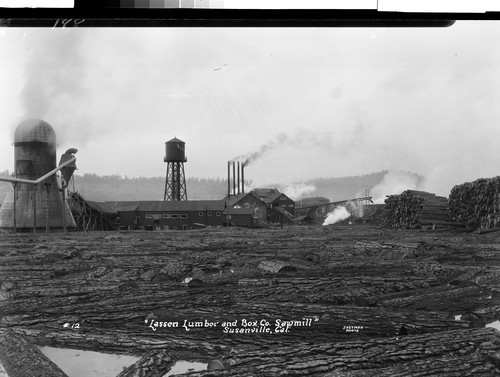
(1, 22), (500, 197)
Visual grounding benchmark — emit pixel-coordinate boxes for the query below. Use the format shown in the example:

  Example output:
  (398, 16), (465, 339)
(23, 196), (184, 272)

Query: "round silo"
(164, 137), (187, 163)
(14, 119), (57, 178)
(0, 119), (76, 231)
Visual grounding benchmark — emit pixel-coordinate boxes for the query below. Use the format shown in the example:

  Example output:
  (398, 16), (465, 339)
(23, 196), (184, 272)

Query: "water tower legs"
(164, 161), (187, 201)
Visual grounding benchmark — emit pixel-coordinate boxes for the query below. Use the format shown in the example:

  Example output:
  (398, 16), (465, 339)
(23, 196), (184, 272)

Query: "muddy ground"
(1, 224), (500, 376)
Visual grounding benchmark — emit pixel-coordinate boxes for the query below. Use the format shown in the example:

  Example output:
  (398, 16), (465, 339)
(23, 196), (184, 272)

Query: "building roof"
(107, 200), (226, 212)
(251, 188), (282, 203)
(225, 192), (265, 207)
(87, 201), (118, 215)
(14, 119), (56, 144)
(166, 137), (184, 143)
(251, 188), (293, 204)
(109, 203), (139, 212)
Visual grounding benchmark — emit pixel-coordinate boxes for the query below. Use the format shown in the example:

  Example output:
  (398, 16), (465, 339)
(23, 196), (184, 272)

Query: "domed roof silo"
(0, 119), (76, 231)
(14, 119), (56, 145)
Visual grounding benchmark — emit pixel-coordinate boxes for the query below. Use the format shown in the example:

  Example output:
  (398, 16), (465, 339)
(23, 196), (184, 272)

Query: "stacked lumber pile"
(449, 177), (500, 231)
(383, 190), (450, 229)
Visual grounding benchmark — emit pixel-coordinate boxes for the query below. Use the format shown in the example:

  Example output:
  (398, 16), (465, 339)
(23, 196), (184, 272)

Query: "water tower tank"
(163, 137), (188, 201)
(164, 137), (187, 163)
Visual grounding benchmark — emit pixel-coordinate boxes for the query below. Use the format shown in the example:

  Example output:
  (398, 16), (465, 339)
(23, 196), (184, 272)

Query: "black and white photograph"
(0, 12), (500, 377)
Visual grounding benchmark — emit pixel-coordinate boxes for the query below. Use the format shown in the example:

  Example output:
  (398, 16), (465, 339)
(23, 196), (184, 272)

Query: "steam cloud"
(370, 170), (423, 204)
(322, 206), (351, 226)
(243, 178), (316, 201)
(281, 182), (316, 201)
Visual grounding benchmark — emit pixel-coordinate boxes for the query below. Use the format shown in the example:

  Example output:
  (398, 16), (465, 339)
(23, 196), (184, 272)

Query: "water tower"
(0, 119), (76, 231)
(163, 137), (187, 201)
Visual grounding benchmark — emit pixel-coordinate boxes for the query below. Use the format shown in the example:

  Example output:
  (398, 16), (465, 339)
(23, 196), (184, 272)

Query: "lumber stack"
(449, 177), (500, 231)
(383, 190), (450, 229)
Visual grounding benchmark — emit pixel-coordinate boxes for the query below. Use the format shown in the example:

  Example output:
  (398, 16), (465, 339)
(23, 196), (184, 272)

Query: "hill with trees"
(0, 170), (423, 204)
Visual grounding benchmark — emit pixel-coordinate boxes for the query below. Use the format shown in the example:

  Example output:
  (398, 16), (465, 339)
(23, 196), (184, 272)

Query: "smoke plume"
(322, 206), (351, 226)
(233, 128), (342, 167)
(232, 133), (288, 166)
(20, 30), (89, 145)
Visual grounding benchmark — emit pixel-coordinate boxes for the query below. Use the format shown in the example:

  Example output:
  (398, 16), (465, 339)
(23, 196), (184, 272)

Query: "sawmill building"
(108, 200), (227, 230)
(225, 192), (268, 226)
(106, 189), (295, 230)
(251, 188), (295, 223)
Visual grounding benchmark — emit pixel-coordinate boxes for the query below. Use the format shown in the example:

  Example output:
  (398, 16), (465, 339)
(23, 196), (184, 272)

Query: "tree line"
(0, 170), (422, 204)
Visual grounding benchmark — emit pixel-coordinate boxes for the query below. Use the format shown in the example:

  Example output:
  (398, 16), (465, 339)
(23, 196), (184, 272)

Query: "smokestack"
(232, 161), (236, 196)
(237, 161), (240, 194)
(241, 162), (245, 194)
(227, 161), (231, 198)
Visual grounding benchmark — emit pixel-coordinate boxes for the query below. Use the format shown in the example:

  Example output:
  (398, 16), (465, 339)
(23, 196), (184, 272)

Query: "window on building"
(135, 216), (140, 224)
(207, 212), (212, 216)
(199, 212), (203, 216)
(145, 214), (153, 219)
(163, 214), (170, 218)
(180, 214), (187, 219)
(281, 204), (286, 207)
(279, 196), (286, 200)
(216, 212), (221, 216)
(171, 214), (179, 219)
(288, 204), (294, 208)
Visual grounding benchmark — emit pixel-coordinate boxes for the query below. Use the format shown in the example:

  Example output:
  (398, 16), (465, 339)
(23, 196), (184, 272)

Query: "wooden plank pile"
(449, 177), (500, 231)
(383, 190), (450, 229)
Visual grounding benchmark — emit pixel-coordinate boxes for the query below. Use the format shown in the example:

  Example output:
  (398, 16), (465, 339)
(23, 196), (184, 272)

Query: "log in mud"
(0, 225), (500, 376)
